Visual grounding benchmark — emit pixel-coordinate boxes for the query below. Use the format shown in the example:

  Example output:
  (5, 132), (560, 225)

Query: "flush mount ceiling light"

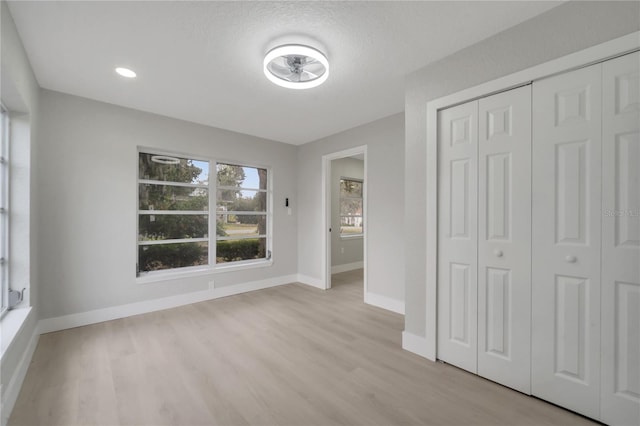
(115, 67), (137, 78)
(263, 44), (329, 89)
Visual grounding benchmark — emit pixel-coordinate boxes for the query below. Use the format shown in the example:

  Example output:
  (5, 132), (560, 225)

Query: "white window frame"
(215, 161), (271, 267)
(137, 149), (210, 276)
(339, 177), (364, 239)
(1, 105), (10, 317)
(136, 148), (273, 281)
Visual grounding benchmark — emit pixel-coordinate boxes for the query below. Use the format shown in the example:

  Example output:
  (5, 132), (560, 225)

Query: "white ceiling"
(7, 1), (561, 145)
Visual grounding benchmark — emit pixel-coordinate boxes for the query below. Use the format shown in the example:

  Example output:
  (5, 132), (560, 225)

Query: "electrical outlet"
(208, 280), (215, 290)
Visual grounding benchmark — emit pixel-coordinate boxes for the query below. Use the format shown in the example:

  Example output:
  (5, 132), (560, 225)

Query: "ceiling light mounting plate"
(264, 44), (329, 90)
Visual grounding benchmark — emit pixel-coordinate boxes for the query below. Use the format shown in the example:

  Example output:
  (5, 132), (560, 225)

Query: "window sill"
(1, 306), (33, 358)
(340, 234), (364, 240)
(136, 259), (273, 285)
(215, 259), (273, 274)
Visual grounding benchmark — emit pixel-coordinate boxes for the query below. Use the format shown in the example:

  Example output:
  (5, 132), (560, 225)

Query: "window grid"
(1, 105), (9, 316)
(137, 152), (271, 276)
(137, 151), (210, 274)
(215, 162), (270, 264)
(339, 177), (364, 237)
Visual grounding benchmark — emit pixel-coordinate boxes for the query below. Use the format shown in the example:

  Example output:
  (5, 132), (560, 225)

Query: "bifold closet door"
(437, 101), (479, 374)
(601, 51), (640, 426)
(477, 85), (532, 394)
(532, 63), (602, 420)
(437, 86), (532, 388)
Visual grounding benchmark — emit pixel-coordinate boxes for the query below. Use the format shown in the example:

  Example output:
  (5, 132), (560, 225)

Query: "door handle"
(565, 255), (577, 263)
(494, 249), (503, 257)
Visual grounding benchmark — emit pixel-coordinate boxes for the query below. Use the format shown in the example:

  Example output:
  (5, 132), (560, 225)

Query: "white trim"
(136, 259), (274, 284)
(138, 237), (209, 246)
(138, 179), (208, 189)
(213, 259), (273, 274)
(217, 211), (268, 216)
(0, 307), (31, 356)
(340, 234), (363, 240)
(364, 292), (405, 315)
(402, 331), (433, 361)
(424, 31), (640, 364)
(39, 274), (297, 334)
(138, 210), (209, 215)
(0, 311), (39, 426)
(322, 145), (368, 294)
(331, 261), (364, 274)
(216, 235), (267, 242)
(296, 274), (325, 289)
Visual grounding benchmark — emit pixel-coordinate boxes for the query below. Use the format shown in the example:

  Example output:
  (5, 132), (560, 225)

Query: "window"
(339, 178), (363, 237)
(1, 106), (9, 315)
(216, 163), (269, 264)
(138, 152), (210, 273)
(137, 151), (270, 276)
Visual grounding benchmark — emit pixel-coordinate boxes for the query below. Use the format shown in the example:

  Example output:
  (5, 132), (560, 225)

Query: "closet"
(436, 51), (639, 426)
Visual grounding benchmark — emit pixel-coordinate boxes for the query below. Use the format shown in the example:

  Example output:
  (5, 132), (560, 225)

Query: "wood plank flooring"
(10, 269), (595, 425)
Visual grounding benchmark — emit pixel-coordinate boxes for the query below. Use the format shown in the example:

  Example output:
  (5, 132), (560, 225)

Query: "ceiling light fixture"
(115, 67), (137, 78)
(263, 44), (329, 89)
(151, 155), (180, 165)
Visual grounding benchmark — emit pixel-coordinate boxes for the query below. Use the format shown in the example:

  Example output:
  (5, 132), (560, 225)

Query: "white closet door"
(532, 63), (603, 419)
(437, 101), (478, 373)
(601, 51), (640, 426)
(477, 85), (532, 394)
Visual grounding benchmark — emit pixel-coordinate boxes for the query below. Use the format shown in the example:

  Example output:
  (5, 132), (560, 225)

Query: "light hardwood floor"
(10, 269), (595, 426)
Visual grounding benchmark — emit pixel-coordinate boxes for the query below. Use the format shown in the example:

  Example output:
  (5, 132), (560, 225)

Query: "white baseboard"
(39, 274), (298, 334)
(1, 319), (40, 426)
(331, 261), (363, 274)
(402, 331), (435, 361)
(296, 274), (325, 289)
(364, 292), (405, 315)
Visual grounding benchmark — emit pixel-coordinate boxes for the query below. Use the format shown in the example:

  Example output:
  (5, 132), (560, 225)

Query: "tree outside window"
(137, 152), (271, 275)
(340, 178), (363, 236)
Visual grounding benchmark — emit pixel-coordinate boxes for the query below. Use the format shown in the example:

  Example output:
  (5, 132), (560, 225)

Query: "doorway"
(322, 146), (367, 295)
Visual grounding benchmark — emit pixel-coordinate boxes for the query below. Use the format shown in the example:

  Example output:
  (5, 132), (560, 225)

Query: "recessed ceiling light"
(115, 67), (137, 78)
(263, 45), (329, 90)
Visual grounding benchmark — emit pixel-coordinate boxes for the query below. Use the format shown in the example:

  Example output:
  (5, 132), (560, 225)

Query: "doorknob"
(565, 255), (577, 263)
(494, 249), (503, 257)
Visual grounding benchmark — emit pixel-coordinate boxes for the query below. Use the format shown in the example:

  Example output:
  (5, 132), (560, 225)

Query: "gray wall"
(404, 1), (640, 336)
(331, 157), (364, 268)
(36, 90), (299, 319)
(0, 0), (40, 420)
(298, 113), (404, 302)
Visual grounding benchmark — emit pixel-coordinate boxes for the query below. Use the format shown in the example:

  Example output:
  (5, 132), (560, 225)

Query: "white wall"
(36, 90), (299, 320)
(404, 1), (640, 337)
(331, 157), (364, 270)
(298, 113), (404, 303)
(0, 1), (40, 422)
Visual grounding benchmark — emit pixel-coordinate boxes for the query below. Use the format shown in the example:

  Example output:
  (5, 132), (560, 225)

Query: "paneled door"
(437, 101), (479, 374)
(532, 63), (603, 419)
(477, 85), (532, 394)
(601, 51), (640, 426)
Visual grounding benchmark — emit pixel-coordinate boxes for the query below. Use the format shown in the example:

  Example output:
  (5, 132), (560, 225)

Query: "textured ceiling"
(7, 1), (560, 145)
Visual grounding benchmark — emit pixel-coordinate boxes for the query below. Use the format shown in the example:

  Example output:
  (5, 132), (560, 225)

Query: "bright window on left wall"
(137, 151), (271, 276)
(1, 106), (9, 315)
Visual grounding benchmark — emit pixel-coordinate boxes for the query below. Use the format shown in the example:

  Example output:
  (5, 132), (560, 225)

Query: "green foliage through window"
(137, 153), (271, 274)
(138, 152), (209, 273)
(216, 163), (268, 263)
